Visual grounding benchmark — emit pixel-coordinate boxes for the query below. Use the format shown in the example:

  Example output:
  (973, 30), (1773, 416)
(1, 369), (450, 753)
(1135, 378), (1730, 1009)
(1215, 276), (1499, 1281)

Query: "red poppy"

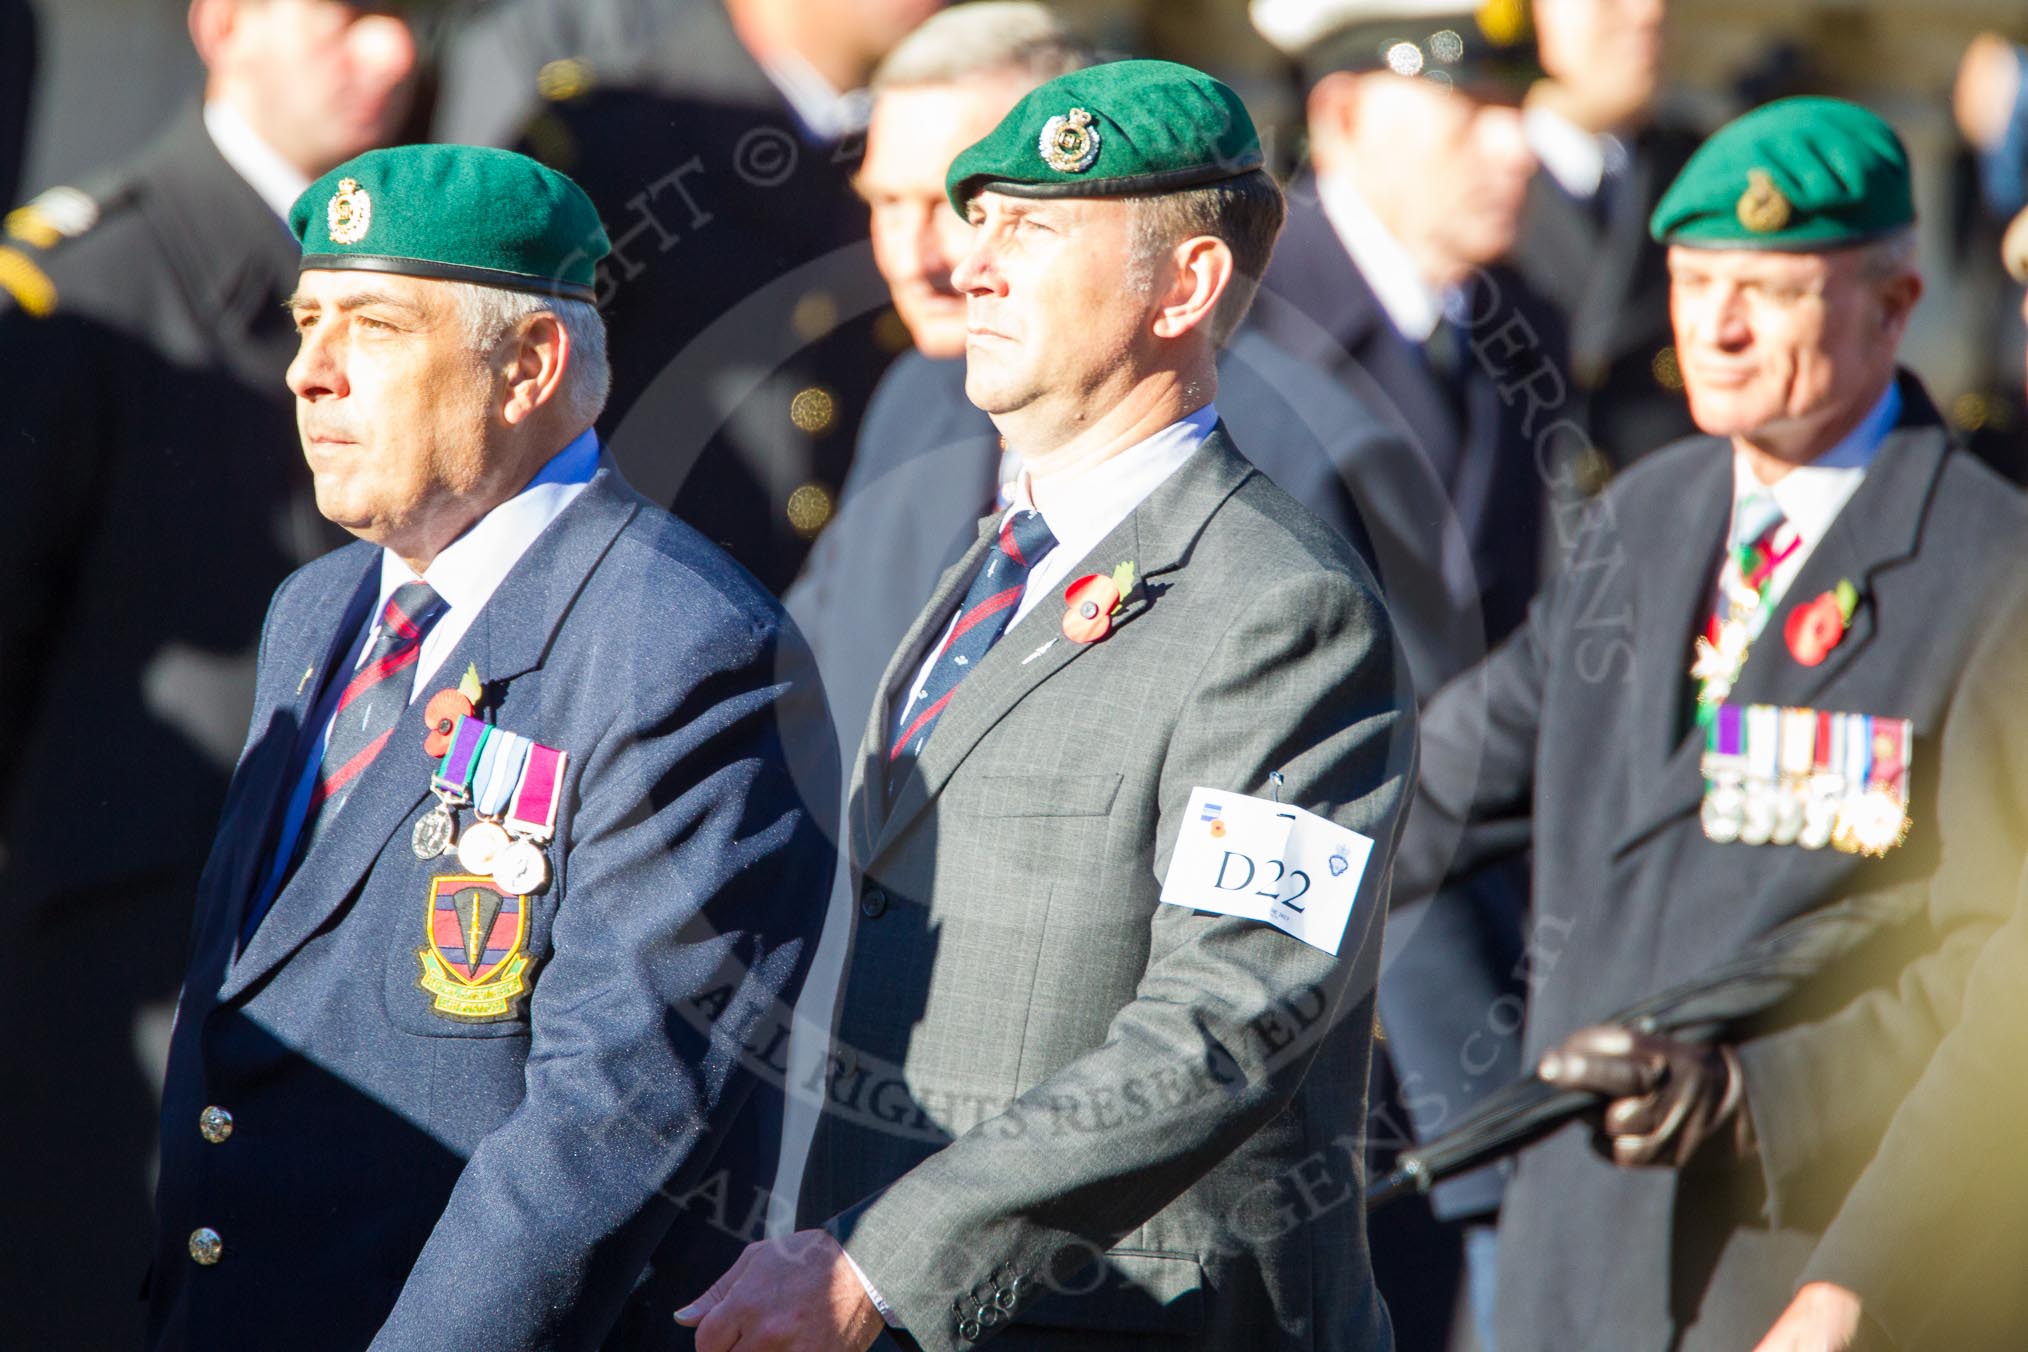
(1784, 591), (1847, 667)
(422, 688), (476, 758)
(1061, 574), (1121, 644)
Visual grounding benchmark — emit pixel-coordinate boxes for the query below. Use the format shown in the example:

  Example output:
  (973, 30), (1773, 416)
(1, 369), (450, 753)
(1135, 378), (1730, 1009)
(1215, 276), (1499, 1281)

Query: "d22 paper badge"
(1159, 786), (1375, 955)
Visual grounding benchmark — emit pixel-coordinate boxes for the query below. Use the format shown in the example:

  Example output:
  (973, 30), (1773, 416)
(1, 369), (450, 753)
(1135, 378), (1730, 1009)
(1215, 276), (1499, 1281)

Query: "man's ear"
(1305, 71), (1364, 168)
(1150, 235), (1234, 342)
(1876, 270), (1923, 342)
(188, 0), (237, 71)
(500, 313), (570, 426)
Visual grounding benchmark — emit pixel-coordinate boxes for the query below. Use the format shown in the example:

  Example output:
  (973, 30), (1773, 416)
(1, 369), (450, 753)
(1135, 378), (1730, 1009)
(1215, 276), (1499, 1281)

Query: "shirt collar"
(376, 428), (602, 620)
(1009, 404), (1216, 562)
(1316, 173), (1452, 342)
(758, 46), (869, 143)
(203, 99), (311, 225)
(1735, 381), (1901, 546)
(1525, 105), (1618, 201)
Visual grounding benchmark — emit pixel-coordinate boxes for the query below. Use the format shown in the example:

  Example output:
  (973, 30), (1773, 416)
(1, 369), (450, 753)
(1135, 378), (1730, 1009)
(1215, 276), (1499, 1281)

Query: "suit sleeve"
(829, 567), (1415, 1352)
(1736, 570), (2028, 1227)
(1794, 859), (2028, 1345)
(1387, 559), (1569, 906)
(369, 601), (837, 1351)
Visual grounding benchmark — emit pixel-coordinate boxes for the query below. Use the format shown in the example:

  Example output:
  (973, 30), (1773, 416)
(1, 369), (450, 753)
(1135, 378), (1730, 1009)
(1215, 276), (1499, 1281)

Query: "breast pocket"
(953, 770), (1123, 819)
(383, 868), (549, 1038)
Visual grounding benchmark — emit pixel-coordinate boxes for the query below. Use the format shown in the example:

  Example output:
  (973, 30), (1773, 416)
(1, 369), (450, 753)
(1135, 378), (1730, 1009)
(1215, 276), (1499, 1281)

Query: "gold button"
(786, 483), (835, 538)
(1651, 345), (1684, 392)
(789, 386), (837, 434)
(791, 291), (839, 342)
(188, 1228), (223, 1266)
(536, 58), (595, 103)
(873, 308), (914, 354)
(198, 1105), (233, 1144)
(1952, 392), (1992, 432)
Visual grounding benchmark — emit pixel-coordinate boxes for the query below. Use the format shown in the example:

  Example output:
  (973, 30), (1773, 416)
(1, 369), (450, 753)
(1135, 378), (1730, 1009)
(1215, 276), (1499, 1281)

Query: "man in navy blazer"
(147, 146), (834, 1351)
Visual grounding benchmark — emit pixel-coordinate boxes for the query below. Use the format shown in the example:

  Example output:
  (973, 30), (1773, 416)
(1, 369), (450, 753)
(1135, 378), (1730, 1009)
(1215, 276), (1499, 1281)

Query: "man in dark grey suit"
(681, 59), (1414, 1352)
(1396, 98), (2028, 1350)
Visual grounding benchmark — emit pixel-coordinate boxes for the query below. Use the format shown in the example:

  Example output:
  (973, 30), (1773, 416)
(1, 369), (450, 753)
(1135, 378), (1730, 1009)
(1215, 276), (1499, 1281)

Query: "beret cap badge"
(326, 177), (372, 245)
(1038, 107), (1101, 174)
(1737, 169), (1792, 234)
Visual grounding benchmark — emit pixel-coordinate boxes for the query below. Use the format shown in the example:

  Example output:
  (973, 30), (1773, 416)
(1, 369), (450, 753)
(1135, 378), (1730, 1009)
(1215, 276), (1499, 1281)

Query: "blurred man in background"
(442, 0), (942, 593)
(1516, 0), (1702, 481)
(0, 2), (424, 1344)
(1247, 3), (1563, 1340)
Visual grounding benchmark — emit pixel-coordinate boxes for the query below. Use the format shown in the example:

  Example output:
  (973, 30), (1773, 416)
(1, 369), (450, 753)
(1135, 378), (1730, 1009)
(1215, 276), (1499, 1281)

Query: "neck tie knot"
(997, 509), (1057, 570)
(382, 580), (447, 643)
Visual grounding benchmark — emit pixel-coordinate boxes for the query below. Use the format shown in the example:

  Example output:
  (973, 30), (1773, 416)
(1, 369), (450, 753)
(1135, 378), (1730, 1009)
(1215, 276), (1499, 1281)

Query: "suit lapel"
(1614, 379), (1950, 854)
(1729, 389), (1947, 711)
(866, 432), (1254, 865)
(1611, 448), (1731, 854)
(219, 465), (641, 1002)
(849, 515), (998, 867)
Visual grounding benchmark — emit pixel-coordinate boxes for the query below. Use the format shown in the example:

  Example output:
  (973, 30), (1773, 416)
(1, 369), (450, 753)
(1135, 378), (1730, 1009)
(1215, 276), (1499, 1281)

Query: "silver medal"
(458, 820), (511, 874)
(493, 838), (550, 895)
(411, 803), (455, 860)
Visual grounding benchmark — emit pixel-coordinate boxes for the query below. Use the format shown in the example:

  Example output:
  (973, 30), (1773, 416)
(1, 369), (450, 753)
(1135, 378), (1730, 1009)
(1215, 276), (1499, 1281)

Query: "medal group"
(1700, 703), (1911, 855)
(413, 708), (568, 894)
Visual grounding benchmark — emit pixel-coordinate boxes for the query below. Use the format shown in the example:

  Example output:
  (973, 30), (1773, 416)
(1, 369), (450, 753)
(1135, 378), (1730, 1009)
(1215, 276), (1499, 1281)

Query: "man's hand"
(1754, 1281), (1865, 1352)
(675, 1229), (885, 1352)
(1537, 1025), (1754, 1168)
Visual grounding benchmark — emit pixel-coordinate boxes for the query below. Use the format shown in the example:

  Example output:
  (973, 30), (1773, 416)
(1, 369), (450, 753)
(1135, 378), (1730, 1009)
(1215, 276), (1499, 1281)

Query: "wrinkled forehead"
(1665, 243), (1839, 287)
(288, 266), (452, 314)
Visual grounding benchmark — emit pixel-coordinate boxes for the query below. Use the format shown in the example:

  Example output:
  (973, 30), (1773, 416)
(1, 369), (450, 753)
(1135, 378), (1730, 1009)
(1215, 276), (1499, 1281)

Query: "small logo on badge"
(327, 177), (372, 244)
(1737, 169), (1791, 234)
(1039, 107), (1101, 174)
(416, 875), (530, 1020)
(1328, 849), (1350, 877)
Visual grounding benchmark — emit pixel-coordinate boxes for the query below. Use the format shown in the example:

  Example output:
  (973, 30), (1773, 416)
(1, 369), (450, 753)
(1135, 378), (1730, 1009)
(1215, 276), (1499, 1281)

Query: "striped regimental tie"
(888, 509), (1057, 793)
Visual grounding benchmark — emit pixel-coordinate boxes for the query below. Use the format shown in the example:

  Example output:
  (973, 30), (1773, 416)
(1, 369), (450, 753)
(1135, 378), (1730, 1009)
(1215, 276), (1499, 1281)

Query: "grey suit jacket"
(799, 429), (1416, 1351)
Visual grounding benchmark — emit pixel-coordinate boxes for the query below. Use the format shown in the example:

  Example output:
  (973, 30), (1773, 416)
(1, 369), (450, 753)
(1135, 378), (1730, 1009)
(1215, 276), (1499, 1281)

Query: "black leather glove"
(1538, 1025), (1756, 1169)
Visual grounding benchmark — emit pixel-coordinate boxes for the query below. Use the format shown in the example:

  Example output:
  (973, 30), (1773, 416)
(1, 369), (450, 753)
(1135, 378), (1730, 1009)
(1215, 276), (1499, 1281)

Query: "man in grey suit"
(680, 59), (1415, 1352)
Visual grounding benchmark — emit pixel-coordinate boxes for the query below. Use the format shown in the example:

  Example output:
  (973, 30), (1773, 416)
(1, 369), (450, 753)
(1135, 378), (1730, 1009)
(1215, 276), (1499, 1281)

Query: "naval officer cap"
(289, 144), (611, 302)
(945, 59), (1265, 215)
(1650, 97), (1915, 251)
(1249, 0), (1540, 98)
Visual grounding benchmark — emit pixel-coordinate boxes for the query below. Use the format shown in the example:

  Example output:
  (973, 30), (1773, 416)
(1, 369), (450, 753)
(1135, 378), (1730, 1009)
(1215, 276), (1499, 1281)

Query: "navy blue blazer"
(148, 461), (836, 1351)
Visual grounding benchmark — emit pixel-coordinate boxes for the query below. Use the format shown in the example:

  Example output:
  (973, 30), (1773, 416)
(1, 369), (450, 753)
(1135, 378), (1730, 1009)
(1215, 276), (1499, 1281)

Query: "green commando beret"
(291, 144), (610, 302)
(1651, 96), (1914, 252)
(945, 59), (1264, 216)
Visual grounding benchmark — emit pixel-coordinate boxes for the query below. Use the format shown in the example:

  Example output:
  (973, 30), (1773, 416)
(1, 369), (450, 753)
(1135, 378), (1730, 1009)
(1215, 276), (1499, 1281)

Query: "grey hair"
(444, 282), (610, 432)
(870, 2), (1089, 93)
(1855, 226), (1919, 281)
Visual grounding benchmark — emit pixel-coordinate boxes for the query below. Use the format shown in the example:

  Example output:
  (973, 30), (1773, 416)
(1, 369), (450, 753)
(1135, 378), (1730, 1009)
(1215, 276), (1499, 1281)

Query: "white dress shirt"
(892, 406), (1216, 743)
(375, 427), (601, 699)
(203, 99), (310, 225)
(1728, 380), (1899, 634)
(1525, 104), (1629, 204)
(1315, 173), (1458, 343)
(248, 431), (601, 922)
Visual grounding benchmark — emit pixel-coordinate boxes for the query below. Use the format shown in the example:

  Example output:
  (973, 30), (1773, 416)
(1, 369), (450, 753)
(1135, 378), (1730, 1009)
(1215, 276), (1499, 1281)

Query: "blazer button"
(188, 1228), (223, 1266)
(198, 1106), (234, 1144)
(859, 886), (889, 919)
(994, 1284), (1018, 1311)
(977, 1303), (1005, 1328)
(835, 1046), (859, 1079)
(957, 1316), (982, 1342)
